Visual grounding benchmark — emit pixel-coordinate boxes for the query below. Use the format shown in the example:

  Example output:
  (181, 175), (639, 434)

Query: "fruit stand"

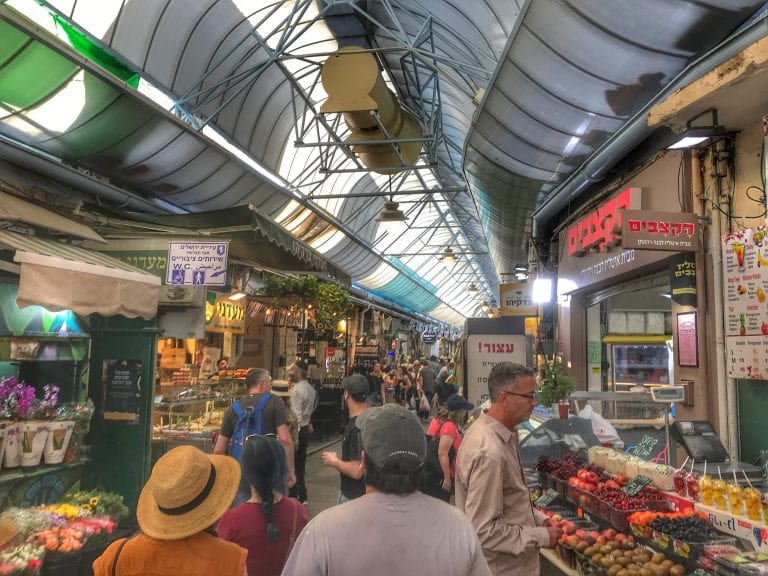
(534, 448), (768, 576)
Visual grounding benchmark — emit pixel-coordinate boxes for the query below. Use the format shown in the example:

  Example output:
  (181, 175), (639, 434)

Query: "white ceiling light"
(532, 277), (553, 303)
(667, 108), (725, 150)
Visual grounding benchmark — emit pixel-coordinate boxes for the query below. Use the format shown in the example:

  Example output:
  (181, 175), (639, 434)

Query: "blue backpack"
(229, 393), (271, 460)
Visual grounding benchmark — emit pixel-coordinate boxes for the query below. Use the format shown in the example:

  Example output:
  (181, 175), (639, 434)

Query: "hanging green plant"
(260, 275), (350, 330)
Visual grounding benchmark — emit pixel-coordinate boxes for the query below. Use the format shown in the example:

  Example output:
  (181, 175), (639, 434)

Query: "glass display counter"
(151, 377), (245, 458)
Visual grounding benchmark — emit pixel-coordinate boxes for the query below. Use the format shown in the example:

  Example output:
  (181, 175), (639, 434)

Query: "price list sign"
(722, 228), (768, 379)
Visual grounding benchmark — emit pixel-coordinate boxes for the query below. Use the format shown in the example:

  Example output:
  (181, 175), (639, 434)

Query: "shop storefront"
(556, 152), (713, 427)
(0, 211), (161, 515)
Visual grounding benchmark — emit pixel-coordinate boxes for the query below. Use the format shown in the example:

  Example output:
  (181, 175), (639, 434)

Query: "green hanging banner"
(53, 16), (141, 88)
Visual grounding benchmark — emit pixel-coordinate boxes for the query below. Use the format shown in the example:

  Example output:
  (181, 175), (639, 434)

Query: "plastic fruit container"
(605, 499), (671, 532)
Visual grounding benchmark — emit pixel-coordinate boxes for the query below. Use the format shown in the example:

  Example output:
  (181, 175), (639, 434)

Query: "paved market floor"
(303, 435), (344, 516)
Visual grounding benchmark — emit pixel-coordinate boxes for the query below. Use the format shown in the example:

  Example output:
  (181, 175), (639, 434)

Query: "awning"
(0, 190), (106, 243)
(0, 229), (161, 320)
(131, 205), (351, 285)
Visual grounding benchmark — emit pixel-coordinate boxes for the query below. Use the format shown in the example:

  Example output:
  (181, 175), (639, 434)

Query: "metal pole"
(664, 407), (671, 465)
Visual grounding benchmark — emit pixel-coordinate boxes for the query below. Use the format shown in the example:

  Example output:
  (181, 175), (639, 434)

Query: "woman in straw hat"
(218, 434), (309, 576)
(92, 445), (247, 576)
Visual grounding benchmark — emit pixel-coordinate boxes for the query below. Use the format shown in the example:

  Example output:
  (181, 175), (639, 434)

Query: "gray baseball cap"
(356, 404), (426, 467)
(342, 374), (370, 396)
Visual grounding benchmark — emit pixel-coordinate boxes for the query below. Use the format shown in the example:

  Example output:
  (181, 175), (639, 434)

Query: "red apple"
(585, 471), (599, 485)
(615, 474), (629, 486)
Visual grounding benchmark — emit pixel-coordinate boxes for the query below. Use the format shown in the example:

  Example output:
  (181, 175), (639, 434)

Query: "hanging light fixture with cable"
(667, 108), (725, 150)
(376, 175), (408, 239)
(438, 246), (456, 264)
(467, 282), (478, 294)
(376, 199), (407, 223)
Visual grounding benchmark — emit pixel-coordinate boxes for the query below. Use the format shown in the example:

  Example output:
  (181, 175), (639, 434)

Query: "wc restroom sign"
(167, 241), (229, 286)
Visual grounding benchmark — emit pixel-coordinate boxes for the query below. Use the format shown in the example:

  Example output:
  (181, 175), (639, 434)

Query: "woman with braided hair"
(218, 434), (309, 576)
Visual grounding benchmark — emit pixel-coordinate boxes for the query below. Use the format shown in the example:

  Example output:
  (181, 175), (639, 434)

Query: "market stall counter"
(532, 446), (768, 576)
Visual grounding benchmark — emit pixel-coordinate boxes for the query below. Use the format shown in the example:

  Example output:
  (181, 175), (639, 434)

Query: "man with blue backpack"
(214, 367), (296, 505)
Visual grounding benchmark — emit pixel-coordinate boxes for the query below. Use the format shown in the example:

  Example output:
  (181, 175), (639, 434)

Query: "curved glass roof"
(0, 0), (765, 327)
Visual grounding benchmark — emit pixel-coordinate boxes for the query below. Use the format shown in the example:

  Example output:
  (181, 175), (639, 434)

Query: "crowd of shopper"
(94, 361), (555, 576)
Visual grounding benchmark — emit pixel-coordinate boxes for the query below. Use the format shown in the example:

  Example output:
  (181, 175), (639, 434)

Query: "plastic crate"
(604, 499), (671, 532)
(569, 484), (601, 514)
(715, 552), (768, 576)
(648, 531), (736, 561)
(629, 522), (652, 540)
(575, 552), (597, 576)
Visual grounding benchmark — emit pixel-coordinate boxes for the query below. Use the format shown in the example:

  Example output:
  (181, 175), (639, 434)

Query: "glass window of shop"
(585, 273), (673, 417)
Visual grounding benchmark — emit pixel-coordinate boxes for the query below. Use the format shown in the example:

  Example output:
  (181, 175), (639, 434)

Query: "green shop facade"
(0, 237), (161, 520)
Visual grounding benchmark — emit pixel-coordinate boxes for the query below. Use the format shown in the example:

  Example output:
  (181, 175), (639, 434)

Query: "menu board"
(103, 360), (142, 423)
(722, 228), (768, 379)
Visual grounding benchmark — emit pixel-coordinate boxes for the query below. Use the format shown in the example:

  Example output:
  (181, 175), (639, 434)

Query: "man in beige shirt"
(456, 362), (562, 576)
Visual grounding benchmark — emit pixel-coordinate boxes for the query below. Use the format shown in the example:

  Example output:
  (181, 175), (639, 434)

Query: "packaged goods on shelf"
(715, 551), (768, 576)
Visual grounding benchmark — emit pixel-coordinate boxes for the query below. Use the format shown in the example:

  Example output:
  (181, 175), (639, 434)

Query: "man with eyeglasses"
(455, 362), (562, 576)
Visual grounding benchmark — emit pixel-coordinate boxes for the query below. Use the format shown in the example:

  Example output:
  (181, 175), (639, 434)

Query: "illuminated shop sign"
(622, 210), (699, 252)
(566, 187), (640, 257)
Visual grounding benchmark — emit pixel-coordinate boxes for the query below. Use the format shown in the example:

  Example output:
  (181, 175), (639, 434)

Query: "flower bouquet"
(29, 526), (85, 567)
(0, 378), (37, 469)
(55, 402), (93, 463)
(0, 543), (45, 575)
(67, 517), (115, 551)
(62, 491), (128, 524)
(0, 510), (58, 541)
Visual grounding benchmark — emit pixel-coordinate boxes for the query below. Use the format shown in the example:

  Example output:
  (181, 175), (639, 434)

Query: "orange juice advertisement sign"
(722, 228), (768, 379)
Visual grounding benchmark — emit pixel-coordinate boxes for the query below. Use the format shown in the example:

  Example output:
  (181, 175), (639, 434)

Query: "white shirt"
(291, 379), (317, 427)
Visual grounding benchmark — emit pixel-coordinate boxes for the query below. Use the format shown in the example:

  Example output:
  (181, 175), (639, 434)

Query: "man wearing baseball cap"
(321, 374), (369, 503)
(282, 404), (491, 576)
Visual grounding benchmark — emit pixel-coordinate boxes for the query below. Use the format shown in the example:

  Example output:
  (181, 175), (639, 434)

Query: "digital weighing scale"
(649, 386), (685, 465)
(670, 420), (764, 488)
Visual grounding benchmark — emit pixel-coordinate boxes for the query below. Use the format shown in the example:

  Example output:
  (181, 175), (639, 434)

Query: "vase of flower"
(19, 421), (49, 468)
(3, 422), (20, 468)
(44, 420), (75, 464)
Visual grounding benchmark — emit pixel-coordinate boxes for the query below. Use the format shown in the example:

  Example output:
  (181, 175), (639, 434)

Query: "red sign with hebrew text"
(566, 187), (640, 256)
(622, 210), (699, 252)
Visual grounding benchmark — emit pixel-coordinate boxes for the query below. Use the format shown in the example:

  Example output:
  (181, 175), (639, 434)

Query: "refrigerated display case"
(611, 343), (670, 389)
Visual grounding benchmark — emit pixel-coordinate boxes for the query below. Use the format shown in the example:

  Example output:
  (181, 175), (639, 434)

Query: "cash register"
(670, 421), (764, 488)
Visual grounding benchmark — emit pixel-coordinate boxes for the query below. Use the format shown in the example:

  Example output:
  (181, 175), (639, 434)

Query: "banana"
(758, 251), (768, 268)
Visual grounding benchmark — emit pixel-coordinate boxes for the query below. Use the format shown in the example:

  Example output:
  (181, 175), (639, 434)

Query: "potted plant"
(538, 357), (577, 419)
(0, 377), (38, 468)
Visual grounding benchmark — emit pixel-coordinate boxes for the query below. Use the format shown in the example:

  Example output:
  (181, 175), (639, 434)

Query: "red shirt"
(217, 497), (309, 576)
(426, 418), (462, 477)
